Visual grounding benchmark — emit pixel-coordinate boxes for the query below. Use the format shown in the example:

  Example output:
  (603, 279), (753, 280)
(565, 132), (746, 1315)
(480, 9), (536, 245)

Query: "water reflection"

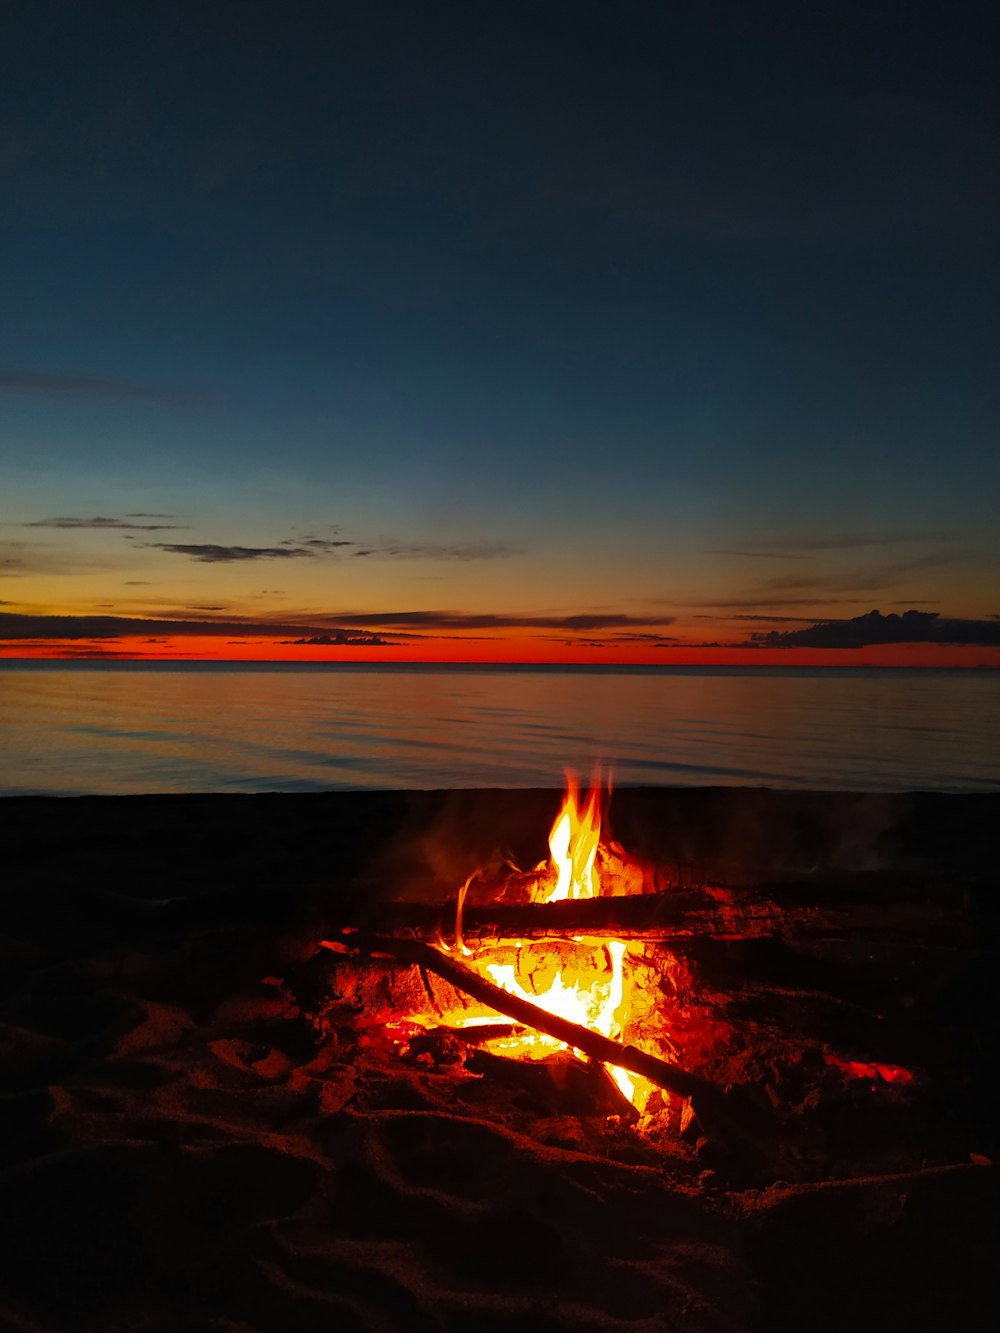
(0, 663), (998, 794)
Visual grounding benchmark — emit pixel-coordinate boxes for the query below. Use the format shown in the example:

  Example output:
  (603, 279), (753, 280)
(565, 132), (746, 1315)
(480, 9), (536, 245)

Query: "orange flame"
(544, 774), (602, 902)
(449, 775), (649, 1108)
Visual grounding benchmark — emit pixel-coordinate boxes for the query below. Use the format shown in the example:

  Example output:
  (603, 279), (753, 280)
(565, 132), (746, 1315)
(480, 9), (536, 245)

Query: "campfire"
(294, 775), (928, 1165)
(385, 776), (665, 1112)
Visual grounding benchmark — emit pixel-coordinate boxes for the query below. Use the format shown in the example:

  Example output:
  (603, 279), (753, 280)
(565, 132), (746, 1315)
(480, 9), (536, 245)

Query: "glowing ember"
(823, 1054), (914, 1088)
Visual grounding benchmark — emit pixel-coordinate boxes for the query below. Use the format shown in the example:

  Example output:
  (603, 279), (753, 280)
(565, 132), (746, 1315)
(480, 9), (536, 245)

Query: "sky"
(2, 0), (998, 665)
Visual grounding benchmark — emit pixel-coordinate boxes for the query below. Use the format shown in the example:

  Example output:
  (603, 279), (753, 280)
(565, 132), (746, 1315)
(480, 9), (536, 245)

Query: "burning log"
(336, 885), (966, 947)
(322, 930), (773, 1153)
(340, 887), (782, 942)
(324, 931), (705, 1098)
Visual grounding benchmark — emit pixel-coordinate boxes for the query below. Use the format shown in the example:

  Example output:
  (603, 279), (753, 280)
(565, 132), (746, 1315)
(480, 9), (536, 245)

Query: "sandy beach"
(2, 788), (997, 1331)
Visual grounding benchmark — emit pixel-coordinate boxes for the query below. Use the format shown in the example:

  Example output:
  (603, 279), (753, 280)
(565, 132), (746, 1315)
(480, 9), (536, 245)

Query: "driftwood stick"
(342, 889), (781, 942)
(336, 889), (964, 947)
(322, 930), (713, 1103)
(318, 931), (781, 1158)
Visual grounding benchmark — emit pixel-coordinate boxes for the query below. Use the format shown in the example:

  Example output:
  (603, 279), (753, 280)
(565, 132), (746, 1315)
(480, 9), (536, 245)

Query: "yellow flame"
(481, 938), (637, 1101)
(440, 775), (651, 1111)
(545, 776), (601, 902)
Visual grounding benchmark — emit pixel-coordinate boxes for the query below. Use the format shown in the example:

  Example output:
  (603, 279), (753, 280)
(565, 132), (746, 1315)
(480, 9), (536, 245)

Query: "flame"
(450, 776), (648, 1109)
(546, 774), (601, 902)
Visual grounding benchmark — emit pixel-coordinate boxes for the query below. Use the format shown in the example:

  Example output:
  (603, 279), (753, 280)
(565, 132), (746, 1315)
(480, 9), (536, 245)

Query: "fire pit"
(288, 778), (957, 1174)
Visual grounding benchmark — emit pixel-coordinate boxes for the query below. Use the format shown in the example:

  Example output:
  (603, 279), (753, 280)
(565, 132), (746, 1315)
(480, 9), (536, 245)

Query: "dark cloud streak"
(26, 516), (184, 532)
(328, 611), (676, 631)
(0, 612), (392, 644)
(149, 538), (516, 563)
(371, 542), (516, 561)
(148, 543), (315, 563)
(0, 609), (676, 642)
(283, 633), (396, 647)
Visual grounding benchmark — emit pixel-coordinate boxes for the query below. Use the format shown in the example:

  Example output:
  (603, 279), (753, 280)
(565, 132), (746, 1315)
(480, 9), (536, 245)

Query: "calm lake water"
(1, 661), (998, 795)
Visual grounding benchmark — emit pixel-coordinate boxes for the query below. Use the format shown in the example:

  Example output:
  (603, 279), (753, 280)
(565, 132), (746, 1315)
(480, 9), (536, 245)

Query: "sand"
(2, 788), (997, 1332)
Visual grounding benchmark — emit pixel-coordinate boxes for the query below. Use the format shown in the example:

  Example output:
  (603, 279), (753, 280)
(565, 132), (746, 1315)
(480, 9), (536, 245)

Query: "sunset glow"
(2, 5), (997, 670)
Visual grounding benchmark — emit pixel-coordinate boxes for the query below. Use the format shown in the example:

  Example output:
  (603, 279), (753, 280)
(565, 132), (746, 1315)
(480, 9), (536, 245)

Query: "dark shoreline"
(6, 786), (1000, 898)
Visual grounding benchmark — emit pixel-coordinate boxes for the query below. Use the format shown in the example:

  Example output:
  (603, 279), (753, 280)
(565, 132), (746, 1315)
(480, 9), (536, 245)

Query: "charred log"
(337, 887), (780, 942)
(331, 883), (970, 947)
(463, 1049), (637, 1119)
(321, 930), (778, 1155)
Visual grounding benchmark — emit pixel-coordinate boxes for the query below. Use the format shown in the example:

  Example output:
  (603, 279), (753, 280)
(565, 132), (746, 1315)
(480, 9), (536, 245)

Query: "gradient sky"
(2, 0), (999, 664)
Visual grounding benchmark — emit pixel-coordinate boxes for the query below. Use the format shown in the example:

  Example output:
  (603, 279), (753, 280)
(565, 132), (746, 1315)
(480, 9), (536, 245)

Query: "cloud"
(690, 551), (970, 611)
(26, 516), (185, 531)
(752, 556), (959, 596)
(356, 542), (517, 561)
(0, 368), (210, 407)
(727, 614), (825, 623)
(127, 512), (175, 519)
(328, 611), (677, 632)
(559, 633), (680, 648)
(18, 644), (139, 659)
(688, 596), (873, 610)
(0, 611), (396, 644)
(148, 543), (316, 562)
(145, 531), (518, 564)
(283, 633), (396, 646)
(0, 608), (676, 644)
(746, 609), (1000, 649)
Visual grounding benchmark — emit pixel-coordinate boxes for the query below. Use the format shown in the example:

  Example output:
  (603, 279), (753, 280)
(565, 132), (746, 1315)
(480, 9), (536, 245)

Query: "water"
(1, 661), (998, 795)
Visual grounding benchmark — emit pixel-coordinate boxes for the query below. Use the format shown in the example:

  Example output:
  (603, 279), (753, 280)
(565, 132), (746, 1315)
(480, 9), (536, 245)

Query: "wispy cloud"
(692, 551), (970, 611)
(0, 608), (675, 643)
(726, 614), (826, 623)
(327, 611), (677, 632)
(148, 543), (315, 563)
(557, 632), (680, 648)
(283, 632), (395, 646)
(0, 611), (396, 645)
(352, 542), (517, 561)
(26, 515), (185, 532)
(753, 552), (968, 596)
(0, 368), (211, 408)
(148, 535), (517, 563)
(689, 596), (872, 610)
